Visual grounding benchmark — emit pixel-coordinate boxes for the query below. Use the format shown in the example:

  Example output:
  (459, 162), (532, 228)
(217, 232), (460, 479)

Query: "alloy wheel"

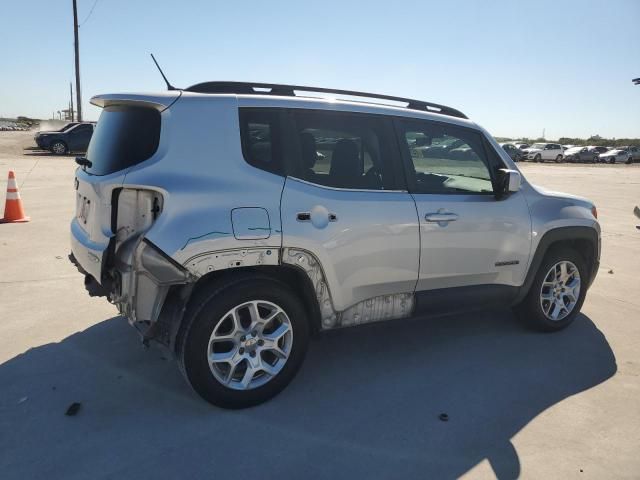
(52, 142), (66, 154)
(539, 261), (581, 321)
(207, 300), (293, 390)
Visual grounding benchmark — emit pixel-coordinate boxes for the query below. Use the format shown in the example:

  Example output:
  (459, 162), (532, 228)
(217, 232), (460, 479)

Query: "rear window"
(85, 106), (160, 175)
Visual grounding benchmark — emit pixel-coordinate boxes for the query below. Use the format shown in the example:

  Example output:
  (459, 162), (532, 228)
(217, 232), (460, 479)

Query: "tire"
(515, 247), (588, 332)
(534, 154), (541, 163)
(178, 274), (310, 409)
(555, 155), (563, 163)
(592, 156), (598, 163)
(626, 157), (632, 165)
(50, 140), (68, 155)
(609, 158), (615, 164)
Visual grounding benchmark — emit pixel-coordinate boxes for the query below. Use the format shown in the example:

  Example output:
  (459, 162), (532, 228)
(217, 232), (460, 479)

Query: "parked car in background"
(590, 146), (609, 155)
(525, 143), (564, 162)
(34, 122), (95, 155)
(617, 146), (640, 163)
(500, 142), (524, 161)
(598, 148), (633, 164)
(563, 146), (599, 163)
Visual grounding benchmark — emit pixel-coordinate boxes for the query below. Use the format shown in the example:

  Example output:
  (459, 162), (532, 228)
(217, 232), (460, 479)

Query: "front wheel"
(555, 155), (563, 163)
(178, 275), (309, 409)
(515, 248), (588, 332)
(534, 154), (541, 163)
(50, 140), (67, 155)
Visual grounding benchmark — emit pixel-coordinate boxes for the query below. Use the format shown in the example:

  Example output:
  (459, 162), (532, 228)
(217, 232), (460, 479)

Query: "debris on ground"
(439, 413), (449, 422)
(65, 402), (82, 416)
(608, 269), (614, 274)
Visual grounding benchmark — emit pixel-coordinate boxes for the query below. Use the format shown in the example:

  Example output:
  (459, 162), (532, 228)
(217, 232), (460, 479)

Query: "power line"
(78, 0), (100, 27)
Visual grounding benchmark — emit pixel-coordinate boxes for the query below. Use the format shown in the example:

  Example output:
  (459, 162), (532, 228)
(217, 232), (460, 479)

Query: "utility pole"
(72, 0), (83, 121)
(69, 82), (74, 122)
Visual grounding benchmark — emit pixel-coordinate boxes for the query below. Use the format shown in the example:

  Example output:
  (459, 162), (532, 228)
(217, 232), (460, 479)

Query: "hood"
(526, 148), (542, 153)
(531, 184), (593, 207)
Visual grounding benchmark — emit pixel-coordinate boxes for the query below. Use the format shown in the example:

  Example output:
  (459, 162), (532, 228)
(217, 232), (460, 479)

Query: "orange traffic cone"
(0, 171), (30, 223)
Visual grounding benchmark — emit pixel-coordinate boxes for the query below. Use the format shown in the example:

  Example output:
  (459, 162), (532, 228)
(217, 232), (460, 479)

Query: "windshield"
(85, 106), (161, 176)
(59, 122), (79, 132)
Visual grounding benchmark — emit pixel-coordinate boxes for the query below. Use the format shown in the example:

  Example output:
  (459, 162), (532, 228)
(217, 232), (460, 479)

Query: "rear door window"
(290, 110), (398, 190)
(85, 106), (161, 176)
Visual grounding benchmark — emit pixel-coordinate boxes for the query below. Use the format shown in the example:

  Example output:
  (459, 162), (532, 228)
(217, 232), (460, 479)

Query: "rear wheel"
(178, 275), (310, 409)
(515, 247), (588, 332)
(50, 140), (67, 155)
(609, 158), (615, 164)
(555, 154), (563, 163)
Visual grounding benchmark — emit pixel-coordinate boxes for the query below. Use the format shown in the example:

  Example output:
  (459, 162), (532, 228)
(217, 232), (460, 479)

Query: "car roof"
(91, 89), (480, 131)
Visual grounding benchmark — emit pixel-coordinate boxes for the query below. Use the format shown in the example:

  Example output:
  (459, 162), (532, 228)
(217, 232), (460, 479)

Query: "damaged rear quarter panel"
(121, 95), (284, 271)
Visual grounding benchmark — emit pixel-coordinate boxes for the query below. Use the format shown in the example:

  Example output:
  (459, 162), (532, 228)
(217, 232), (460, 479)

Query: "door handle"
(296, 211), (338, 223)
(424, 212), (458, 223)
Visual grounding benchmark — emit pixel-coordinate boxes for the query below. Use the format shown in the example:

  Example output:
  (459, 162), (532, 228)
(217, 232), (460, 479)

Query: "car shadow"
(0, 310), (615, 479)
(22, 147), (83, 157)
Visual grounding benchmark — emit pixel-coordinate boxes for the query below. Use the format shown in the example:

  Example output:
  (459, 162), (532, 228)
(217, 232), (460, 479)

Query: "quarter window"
(398, 120), (494, 194)
(239, 109), (283, 175)
(292, 111), (395, 190)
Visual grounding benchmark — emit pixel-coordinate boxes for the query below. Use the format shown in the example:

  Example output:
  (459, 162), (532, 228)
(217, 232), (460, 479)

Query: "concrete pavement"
(0, 131), (638, 479)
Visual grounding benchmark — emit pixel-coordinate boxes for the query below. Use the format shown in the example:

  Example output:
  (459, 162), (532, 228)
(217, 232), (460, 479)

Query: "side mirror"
(496, 168), (521, 199)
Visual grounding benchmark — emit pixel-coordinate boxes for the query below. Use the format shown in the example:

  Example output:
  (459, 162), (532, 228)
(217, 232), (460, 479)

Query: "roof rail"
(184, 81), (467, 119)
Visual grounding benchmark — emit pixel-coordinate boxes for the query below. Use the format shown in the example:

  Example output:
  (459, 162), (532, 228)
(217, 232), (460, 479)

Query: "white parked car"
(525, 143), (564, 163)
(598, 149), (632, 164)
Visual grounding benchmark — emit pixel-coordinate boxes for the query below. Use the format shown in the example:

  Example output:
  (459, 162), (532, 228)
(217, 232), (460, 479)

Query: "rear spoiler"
(90, 91), (182, 111)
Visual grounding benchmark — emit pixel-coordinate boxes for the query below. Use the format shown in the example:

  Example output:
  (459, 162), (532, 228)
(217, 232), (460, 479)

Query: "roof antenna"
(150, 53), (177, 91)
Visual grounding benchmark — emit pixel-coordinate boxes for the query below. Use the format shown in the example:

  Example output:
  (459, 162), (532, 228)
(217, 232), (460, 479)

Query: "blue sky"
(2, 0), (639, 139)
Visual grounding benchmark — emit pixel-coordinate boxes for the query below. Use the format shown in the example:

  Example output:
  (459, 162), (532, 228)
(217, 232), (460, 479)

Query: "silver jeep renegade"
(70, 82), (600, 408)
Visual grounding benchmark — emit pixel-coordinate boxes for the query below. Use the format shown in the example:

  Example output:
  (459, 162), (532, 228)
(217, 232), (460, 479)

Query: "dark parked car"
(563, 146), (598, 163)
(34, 122), (95, 155)
(499, 142), (524, 161)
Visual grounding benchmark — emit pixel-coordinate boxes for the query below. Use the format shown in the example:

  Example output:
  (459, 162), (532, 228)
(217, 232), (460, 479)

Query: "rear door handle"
(297, 211), (338, 223)
(424, 212), (458, 223)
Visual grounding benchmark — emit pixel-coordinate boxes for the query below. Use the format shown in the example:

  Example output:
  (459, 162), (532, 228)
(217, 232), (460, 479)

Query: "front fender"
(514, 225), (600, 303)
